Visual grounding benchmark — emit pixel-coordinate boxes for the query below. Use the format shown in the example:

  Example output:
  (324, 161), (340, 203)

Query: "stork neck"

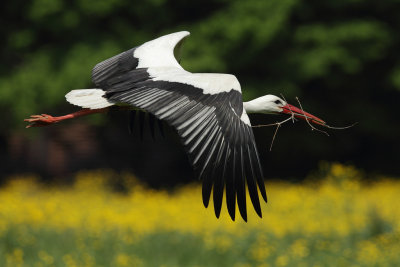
(243, 99), (262, 114)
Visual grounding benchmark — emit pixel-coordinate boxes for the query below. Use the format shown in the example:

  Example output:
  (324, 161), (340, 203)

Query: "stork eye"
(274, 100), (282, 105)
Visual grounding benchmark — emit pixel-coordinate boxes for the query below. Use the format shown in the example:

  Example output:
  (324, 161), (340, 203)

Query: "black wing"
(90, 37), (267, 221)
(102, 73), (267, 221)
(92, 47), (140, 88)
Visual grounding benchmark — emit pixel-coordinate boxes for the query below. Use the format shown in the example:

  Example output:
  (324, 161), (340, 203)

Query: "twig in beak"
(251, 116), (294, 128)
(295, 97), (330, 136)
(252, 95), (356, 151)
(280, 94), (295, 123)
(252, 117), (293, 151)
(252, 93), (297, 151)
(269, 123), (281, 151)
(294, 97), (357, 131)
(323, 122), (358, 129)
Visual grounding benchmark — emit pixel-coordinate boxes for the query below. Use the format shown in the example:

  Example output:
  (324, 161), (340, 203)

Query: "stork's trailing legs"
(24, 108), (109, 128)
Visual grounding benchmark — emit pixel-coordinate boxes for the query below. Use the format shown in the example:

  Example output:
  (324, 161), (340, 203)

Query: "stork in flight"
(25, 31), (325, 221)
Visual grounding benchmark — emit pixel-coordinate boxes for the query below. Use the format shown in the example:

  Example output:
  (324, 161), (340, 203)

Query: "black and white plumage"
(61, 31), (325, 221)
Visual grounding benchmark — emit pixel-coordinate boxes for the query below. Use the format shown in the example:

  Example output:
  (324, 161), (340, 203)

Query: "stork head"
(243, 95), (325, 125)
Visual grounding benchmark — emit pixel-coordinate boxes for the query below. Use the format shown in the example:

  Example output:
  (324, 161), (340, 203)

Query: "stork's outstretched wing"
(91, 31), (267, 221)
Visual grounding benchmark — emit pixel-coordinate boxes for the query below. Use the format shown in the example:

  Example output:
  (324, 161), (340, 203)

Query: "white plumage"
(135, 31), (190, 69)
(65, 89), (114, 109)
(149, 69), (242, 95)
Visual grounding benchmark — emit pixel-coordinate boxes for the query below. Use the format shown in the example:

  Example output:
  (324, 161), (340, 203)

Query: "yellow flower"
(290, 239), (309, 258)
(115, 253), (143, 267)
(6, 248), (24, 267)
(275, 255), (289, 266)
(357, 240), (380, 264)
(38, 250), (54, 265)
(115, 253), (130, 267)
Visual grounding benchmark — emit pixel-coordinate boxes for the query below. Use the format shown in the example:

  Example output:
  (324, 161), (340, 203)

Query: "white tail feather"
(65, 89), (115, 109)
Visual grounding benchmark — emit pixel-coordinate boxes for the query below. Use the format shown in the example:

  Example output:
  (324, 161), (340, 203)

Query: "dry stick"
(280, 94), (295, 123)
(252, 114), (296, 151)
(252, 96), (297, 151)
(295, 96), (330, 136)
(294, 97), (357, 130)
(284, 95), (356, 130)
(253, 119), (289, 151)
(323, 122), (358, 130)
(251, 116), (294, 128)
(269, 123), (281, 151)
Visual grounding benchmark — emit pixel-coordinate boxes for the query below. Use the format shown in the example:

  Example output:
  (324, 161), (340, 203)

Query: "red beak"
(281, 104), (325, 126)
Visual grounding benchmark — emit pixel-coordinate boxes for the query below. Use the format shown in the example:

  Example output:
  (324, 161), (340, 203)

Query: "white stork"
(25, 31), (325, 221)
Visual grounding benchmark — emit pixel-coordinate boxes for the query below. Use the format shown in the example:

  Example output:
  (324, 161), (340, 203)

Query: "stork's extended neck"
(243, 98), (270, 114)
(243, 101), (256, 114)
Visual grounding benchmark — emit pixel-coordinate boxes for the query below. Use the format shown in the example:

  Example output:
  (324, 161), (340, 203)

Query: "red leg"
(24, 108), (109, 128)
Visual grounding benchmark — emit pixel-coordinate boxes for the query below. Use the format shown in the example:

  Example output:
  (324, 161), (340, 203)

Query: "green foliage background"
(1, 0), (399, 176)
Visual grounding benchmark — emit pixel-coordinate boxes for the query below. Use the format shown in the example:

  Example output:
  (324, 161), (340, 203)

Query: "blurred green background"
(1, 0), (399, 183)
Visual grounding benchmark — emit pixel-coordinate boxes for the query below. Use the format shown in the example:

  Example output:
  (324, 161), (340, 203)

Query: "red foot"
(24, 108), (109, 128)
(24, 114), (59, 128)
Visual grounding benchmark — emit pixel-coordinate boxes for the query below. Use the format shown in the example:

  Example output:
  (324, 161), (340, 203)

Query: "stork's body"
(25, 31), (324, 221)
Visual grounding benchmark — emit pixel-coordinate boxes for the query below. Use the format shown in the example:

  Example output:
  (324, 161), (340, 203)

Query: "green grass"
(1, 225), (399, 267)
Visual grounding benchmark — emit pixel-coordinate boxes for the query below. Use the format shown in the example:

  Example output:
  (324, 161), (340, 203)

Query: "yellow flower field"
(0, 163), (399, 266)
